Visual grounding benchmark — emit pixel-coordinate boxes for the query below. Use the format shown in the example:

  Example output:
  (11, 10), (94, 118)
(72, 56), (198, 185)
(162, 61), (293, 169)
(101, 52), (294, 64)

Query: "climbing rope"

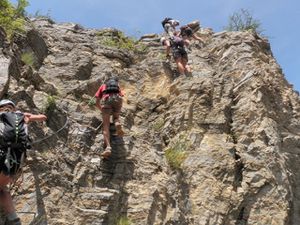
(31, 117), (70, 145)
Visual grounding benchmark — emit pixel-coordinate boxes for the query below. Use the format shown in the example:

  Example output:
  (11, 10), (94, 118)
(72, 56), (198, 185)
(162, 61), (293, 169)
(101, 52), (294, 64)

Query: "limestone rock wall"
(0, 18), (300, 225)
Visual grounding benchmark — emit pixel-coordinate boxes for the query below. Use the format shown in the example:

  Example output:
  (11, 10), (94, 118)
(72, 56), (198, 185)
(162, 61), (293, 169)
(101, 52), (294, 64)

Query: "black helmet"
(0, 99), (15, 108)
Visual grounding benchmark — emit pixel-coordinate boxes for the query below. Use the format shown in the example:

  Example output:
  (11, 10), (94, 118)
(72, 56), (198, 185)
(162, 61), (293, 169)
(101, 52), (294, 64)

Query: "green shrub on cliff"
(97, 30), (147, 53)
(152, 118), (164, 131)
(21, 51), (35, 67)
(165, 134), (190, 169)
(0, 0), (28, 38)
(44, 95), (56, 113)
(116, 216), (132, 225)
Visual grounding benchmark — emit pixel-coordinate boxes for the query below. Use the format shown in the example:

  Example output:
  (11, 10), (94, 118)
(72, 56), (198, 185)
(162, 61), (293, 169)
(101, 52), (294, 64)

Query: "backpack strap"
(4, 143), (12, 174)
(2, 142), (26, 175)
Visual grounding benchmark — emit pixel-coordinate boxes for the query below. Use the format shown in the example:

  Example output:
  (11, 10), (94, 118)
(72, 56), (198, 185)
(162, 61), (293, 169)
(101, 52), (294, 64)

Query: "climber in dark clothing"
(170, 34), (191, 76)
(0, 99), (47, 225)
(170, 24), (205, 76)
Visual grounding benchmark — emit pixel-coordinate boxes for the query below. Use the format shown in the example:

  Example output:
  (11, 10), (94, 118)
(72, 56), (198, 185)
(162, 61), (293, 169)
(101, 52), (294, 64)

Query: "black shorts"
(172, 47), (188, 61)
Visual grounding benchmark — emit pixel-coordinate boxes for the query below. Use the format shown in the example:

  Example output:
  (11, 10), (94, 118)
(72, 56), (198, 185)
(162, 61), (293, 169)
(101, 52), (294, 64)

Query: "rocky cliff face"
(1, 18), (300, 225)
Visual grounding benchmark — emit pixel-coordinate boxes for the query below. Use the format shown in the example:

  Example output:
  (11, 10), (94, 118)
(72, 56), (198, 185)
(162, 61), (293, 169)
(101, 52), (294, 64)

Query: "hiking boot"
(5, 217), (22, 225)
(101, 147), (112, 158)
(115, 122), (124, 137)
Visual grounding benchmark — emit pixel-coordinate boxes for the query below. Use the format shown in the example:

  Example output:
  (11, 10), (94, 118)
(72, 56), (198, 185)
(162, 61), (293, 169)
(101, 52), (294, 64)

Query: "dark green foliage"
(15, 0), (28, 17)
(0, 0), (28, 38)
(224, 8), (263, 35)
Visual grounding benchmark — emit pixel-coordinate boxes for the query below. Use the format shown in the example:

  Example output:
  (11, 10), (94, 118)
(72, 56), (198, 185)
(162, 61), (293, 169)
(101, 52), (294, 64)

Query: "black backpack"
(0, 112), (30, 175)
(161, 17), (172, 28)
(104, 78), (120, 94)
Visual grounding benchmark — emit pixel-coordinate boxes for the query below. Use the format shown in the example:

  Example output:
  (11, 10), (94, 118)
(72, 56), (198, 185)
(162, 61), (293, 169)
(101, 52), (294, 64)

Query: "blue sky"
(11, 0), (300, 92)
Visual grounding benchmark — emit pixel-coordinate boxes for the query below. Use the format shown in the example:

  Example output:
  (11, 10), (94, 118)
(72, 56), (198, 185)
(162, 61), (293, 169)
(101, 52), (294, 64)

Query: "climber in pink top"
(95, 77), (124, 158)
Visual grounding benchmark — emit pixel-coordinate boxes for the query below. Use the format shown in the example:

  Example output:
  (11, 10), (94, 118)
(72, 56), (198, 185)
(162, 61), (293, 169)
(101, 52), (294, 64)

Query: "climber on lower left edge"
(0, 99), (47, 225)
(95, 77), (124, 159)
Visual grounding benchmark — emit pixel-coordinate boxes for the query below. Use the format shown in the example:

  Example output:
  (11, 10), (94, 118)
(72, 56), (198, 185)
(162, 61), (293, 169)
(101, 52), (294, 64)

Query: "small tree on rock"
(224, 8), (263, 35)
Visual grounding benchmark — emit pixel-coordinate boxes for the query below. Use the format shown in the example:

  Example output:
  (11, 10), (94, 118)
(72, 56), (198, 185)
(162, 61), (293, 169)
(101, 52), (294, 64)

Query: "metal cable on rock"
(31, 117), (70, 144)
